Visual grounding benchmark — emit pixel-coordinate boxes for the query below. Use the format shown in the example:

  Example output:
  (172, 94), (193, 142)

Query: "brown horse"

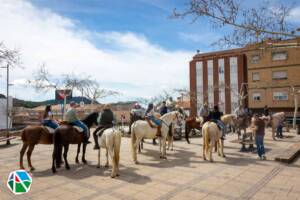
(51, 112), (99, 173)
(185, 117), (203, 144)
(20, 112), (98, 171)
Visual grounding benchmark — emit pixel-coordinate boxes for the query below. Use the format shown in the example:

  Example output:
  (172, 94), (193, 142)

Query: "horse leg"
(27, 145), (36, 171)
(221, 139), (225, 157)
(217, 140), (221, 156)
(105, 148), (109, 167)
(63, 144), (70, 170)
(52, 145), (57, 173)
(20, 143), (28, 169)
(108, 147), (116, 178)
(185, 126), (190, 144)
(209, 140), (214, 162)
(272, 126), (276, 140)
(82, 143), (87, 164)
(203, 136), (206, 160)
(75, 143), (81, 164)
(97, 147), (101, 168)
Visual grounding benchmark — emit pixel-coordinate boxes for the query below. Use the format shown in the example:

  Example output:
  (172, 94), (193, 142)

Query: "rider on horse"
(199, 102), (209, 123)
(145, 103), (162, 137)
(208, 105), (226, 139)
(65, 101), (90, 144)
(159, 101), (168, 116)
(42, 105), (59, 129)
(93, 104), (115, 149)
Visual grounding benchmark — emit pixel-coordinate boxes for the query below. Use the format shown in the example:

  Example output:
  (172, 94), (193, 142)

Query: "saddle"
(145, 117), (157, 129)
(44, 126), (55, 134)
(59, 121), (84, 132)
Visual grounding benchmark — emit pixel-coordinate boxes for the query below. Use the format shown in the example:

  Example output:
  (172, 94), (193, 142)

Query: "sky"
(0, 0), (299, 103)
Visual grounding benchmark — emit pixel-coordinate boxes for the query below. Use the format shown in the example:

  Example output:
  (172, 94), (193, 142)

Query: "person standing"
(42, 105), (59, 129)
(93, 104), (115, 149)
(65, 101), (90, 144)
(251, 114), (267, 160)
(276, 120), (284, 138)
(263, 105), (269, 116)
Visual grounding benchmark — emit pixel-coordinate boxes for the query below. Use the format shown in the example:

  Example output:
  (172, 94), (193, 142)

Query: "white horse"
(97, 128), (122, 178)
(131, 111), (183, 164)
(202, 121), (225, 162)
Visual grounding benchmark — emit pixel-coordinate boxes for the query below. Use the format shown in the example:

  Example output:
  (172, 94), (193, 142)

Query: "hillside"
(0, 94), (98, 108)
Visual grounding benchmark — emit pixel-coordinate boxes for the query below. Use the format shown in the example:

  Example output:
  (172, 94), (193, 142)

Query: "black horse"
(52, 112), (98, 173)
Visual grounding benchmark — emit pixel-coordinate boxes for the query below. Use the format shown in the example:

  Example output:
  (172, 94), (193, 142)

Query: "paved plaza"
(1, 128), (300, 200)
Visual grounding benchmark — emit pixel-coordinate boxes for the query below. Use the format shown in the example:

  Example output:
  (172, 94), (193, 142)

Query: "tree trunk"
(293, 94), (298, 129)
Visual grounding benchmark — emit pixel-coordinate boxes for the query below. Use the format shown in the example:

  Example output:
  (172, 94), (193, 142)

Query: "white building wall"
(196, 61), (203, 113)
(207, 60), (214, 108)
(218, 58), (225, 112)
(0, 97), (12, 130)
(230, 57), (239, 113)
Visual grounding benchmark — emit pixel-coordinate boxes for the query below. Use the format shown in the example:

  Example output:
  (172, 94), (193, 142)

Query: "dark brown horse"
(184, 117), (203, 144)
(51, 113), (99, 173)
(20, 112), (98, 171)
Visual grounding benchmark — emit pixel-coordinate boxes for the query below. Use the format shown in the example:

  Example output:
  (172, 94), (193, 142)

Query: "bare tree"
(172, 0), (300, 47)
(29, 65), (119, 104)
(0, 42), (21, 67)
(81, 80), (120, 104)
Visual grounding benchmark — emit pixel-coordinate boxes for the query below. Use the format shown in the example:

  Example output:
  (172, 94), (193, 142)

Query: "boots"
(93, 132), (100, 149)
(156, 125), (162, 137)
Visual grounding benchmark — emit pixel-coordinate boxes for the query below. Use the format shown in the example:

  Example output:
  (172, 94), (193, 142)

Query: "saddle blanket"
(44, 126), (84, 133)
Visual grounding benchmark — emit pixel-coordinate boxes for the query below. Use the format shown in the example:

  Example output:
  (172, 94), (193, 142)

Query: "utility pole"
(6, 64), (10, 145)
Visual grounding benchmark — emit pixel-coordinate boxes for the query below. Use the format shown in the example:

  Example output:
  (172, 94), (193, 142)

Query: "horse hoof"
(56, 164), (61, 168)
(97, 165), (100, 168)
(30, 167), (35, 171)
(75, 160), (79, 164)
(104, 164), (109, 168)
(223, 154), (226, 158)
(52, 168), (56, 173)
(134, 161), (139, 165)
(66, 166), (70, 170)
(111, 175), (116, 178)
(116, 174), (120, 177)
(20, 166), (25, 170)
(82, 160), (87, 164)
(210, 160), (214, 163)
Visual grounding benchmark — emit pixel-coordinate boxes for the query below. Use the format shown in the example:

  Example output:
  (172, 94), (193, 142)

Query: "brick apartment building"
(190, 38), (300, 117)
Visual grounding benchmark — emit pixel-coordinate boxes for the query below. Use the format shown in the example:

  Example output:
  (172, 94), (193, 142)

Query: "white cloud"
(288, 6), (300, 23)
(0, 0), (193, 102)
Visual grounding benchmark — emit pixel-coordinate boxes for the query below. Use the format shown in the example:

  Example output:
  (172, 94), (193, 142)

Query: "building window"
(251, 54), (260, 64)
(272, 71), (287, 80)
(273, 92), (288, 101)
(252, 72), (260, 81)
(253, 93), (261, 101)
(272, 51), (287, 61)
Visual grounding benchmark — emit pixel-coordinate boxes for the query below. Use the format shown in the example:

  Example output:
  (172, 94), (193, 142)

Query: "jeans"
(276, 125), (283, 137)
(212, 119), (226, 137)
(255, 135), (265, 157)
(148, 116), (162, 126)
(71, 120), (89, 138)
(42, 120), (59, 129)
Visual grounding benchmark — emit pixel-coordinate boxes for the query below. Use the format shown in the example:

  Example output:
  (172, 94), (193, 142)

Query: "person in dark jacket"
(93, 104), (115, 150)
(251, 113), (267, 159)
(159, 101), (168, 116)
(263, 105), (269, 116)
(208, 105), (226, 139)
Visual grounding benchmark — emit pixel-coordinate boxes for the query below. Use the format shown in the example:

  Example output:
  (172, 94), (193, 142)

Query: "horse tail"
(21, 129), (26, 142)
(113, 131), (122, 166)
(131, 122), (137, 157)
(168, 123), (173, 137)
(204, 124), (210, 152)
(53, 129), (62, 165)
